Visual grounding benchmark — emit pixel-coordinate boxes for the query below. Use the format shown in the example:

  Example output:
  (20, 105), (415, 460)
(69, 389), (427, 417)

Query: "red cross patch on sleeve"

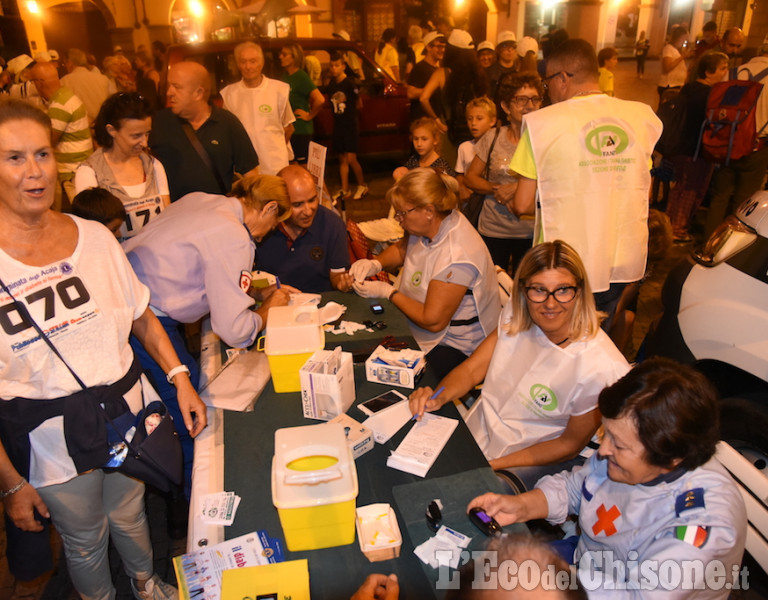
(240, 270), (252, 292)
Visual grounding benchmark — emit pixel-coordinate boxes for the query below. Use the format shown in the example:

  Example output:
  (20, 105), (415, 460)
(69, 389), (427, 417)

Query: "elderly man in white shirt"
(220, 41), (295, 175)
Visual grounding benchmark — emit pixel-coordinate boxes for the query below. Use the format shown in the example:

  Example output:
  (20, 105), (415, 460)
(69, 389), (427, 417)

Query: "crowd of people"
(0, 18), (759, 600)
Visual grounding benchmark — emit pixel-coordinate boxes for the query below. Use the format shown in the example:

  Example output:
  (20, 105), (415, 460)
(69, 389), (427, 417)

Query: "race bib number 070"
(0, 261), (102, 355)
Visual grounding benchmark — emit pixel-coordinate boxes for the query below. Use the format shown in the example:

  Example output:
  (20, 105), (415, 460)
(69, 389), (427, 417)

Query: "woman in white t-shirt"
(657, 25), (693, 100)
(74, 92), (170, 239)
(410, 240), (629, 491)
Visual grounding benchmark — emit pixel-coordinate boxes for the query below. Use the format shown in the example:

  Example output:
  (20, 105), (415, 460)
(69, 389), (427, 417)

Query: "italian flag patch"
(675, 525), (710, 548)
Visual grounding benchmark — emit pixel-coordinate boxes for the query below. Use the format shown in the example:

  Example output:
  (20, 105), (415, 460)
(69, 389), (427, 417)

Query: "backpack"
(655, 88), (688, 157)
(695, 79), (765, 165)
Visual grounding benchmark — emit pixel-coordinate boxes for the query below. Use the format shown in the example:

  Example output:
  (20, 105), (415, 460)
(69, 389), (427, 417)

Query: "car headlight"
(693, 215), (757, 266)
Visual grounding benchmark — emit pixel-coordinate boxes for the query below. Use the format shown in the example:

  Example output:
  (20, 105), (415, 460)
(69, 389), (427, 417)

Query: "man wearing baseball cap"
(407, 30), (446, 121)
(487, 31), (520, 121)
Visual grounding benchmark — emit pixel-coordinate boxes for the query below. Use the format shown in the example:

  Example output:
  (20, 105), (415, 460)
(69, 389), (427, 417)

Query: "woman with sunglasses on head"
(410, 241), (629, 492)
(464, 72), (542, 274)
(351, 168), (500, 380)
(74, 92), (169, 240)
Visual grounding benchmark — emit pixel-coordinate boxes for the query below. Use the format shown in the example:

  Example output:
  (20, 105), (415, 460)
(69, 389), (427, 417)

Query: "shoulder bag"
(0, 277), (182, 492)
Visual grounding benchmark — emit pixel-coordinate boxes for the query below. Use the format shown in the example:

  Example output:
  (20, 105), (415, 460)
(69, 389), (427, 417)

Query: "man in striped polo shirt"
(29, 61), (93, 211)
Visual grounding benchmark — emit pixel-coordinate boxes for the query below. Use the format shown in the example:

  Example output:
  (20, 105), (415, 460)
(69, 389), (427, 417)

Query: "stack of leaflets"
(173, 531), (283, 600)
(386, 413), (458, 477)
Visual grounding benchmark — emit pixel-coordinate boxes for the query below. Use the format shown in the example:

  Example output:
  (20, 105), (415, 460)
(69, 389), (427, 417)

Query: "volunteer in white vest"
(351, 168), (500, 380)
(511, 39), (662, 329)
(221, 41), (295, 175)
(410, 241), (629, 491)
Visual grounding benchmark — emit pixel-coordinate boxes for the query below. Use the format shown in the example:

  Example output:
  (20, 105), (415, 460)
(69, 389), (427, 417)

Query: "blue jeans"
(130, 316), (200, 498)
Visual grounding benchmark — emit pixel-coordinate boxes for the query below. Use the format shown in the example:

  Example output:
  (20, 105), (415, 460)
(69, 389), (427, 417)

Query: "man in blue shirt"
(257, 165), (352, 293)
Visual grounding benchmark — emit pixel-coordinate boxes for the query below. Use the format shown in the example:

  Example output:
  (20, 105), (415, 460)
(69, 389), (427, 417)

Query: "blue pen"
(412, 386), (446, 421)
(275, 276), (281, 289)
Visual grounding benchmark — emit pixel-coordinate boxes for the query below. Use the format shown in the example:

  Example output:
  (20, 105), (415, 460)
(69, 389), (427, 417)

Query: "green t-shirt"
(282, 69), (317, 136)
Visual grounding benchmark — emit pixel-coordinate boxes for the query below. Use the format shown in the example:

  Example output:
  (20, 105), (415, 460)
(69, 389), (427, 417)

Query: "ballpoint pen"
(412, 386), (445, 421)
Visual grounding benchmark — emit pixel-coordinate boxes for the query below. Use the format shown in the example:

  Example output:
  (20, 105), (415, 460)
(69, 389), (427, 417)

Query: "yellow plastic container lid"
(272, 423), (359, 509)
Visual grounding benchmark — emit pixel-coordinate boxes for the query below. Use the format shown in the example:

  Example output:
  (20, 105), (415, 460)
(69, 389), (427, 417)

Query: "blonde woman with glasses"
(410, 240), (629, 492)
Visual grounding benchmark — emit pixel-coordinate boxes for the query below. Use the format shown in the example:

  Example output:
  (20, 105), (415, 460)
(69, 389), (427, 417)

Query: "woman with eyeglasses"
(351, 168), (500, 380)
(410, 240), (629, 491)
(464, 72), (543, 273)
(74, 92), (169, 240)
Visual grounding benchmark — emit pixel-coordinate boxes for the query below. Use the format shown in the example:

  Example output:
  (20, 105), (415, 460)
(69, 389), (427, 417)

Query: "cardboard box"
(356, 504), (402, 562)
(365, 345), (426, 389)
(300, 349), (355, 420)
(329, 413), (374, 459)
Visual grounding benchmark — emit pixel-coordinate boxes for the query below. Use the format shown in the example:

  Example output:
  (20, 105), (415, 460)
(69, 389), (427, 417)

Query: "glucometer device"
(468, 507), (502, 537)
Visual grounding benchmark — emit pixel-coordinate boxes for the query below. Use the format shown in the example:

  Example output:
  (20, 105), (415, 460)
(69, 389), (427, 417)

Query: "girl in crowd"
(464, 72), (542, 273)
(74, 92), (169, 239)
(279, 43), (324, 165)
(393, 117), (457, 180)
(410, 241), (629, 491)
(351, 168), (500, 379)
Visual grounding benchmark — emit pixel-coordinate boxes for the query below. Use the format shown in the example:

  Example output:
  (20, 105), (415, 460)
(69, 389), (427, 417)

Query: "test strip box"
(300, 349), (355, 421)
(365, 345), (426, 389)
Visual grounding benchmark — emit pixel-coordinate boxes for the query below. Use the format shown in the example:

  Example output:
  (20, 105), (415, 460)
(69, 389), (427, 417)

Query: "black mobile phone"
(370, 302), (384, 314)
(468, 507), (502, 537)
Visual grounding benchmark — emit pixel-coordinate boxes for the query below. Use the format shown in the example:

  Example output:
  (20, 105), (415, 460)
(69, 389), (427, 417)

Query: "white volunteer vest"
(399, 211), (499, 353)
(523, 95), (662, 292)
(221, 79), (291, 175)
(465, 306), (629, 461)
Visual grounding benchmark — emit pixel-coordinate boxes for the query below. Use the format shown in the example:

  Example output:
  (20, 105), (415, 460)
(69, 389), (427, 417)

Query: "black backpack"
(655, 88), (688, 157)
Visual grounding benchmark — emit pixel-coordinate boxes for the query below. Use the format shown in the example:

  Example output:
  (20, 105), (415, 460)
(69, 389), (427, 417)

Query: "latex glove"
(353, 280), (395, 299)
(349, 259), (382, 282)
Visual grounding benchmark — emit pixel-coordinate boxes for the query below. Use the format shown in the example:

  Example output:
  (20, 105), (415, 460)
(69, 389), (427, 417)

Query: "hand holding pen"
(408, 386), (446, 422)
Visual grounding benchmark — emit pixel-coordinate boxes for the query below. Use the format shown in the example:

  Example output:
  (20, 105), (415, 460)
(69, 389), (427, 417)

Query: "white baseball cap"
(477, 40), (495, 53)
(497, 31), (517, 47)
(34, 51), (52, 62)
(333, 30), (351, 41)
(448, 29), (474, 49)
(7, 54), (34, 74)
(517, 36), (539, 57)
(48, 49), (60, 61)
(422, 31), (447, 52)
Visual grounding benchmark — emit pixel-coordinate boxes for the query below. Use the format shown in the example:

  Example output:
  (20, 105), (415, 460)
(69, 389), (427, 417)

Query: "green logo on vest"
(411, 271), (423, 286)
(584, 124), (629, 157)
(529, 384), (557, 411)
(259, 104), (272, 113)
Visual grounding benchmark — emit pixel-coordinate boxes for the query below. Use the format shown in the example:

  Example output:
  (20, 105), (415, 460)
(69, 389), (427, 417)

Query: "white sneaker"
(131, 575), (179, 600)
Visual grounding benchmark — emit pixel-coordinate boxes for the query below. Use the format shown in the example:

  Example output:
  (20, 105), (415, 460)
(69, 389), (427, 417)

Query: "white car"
(645, 191), (768, 465)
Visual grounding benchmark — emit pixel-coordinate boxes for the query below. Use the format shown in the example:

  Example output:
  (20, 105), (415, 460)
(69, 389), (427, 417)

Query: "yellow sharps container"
(272, 423), (359, 551)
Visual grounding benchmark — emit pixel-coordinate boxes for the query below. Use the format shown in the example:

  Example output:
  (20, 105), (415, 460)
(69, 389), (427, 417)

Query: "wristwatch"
(166, 364), (191, 385)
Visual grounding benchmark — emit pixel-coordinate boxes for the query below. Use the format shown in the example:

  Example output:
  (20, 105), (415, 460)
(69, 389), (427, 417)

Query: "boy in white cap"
(7, 54), (43, 107)
(477, 40), (496, 69)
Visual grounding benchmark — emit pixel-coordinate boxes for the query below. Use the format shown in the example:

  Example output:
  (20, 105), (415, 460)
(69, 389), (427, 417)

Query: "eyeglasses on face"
(510, 95), (543, 108)
(524, 285), (579, 303)
(541, 71), (574, 91)
(393, 206), (419, 221)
